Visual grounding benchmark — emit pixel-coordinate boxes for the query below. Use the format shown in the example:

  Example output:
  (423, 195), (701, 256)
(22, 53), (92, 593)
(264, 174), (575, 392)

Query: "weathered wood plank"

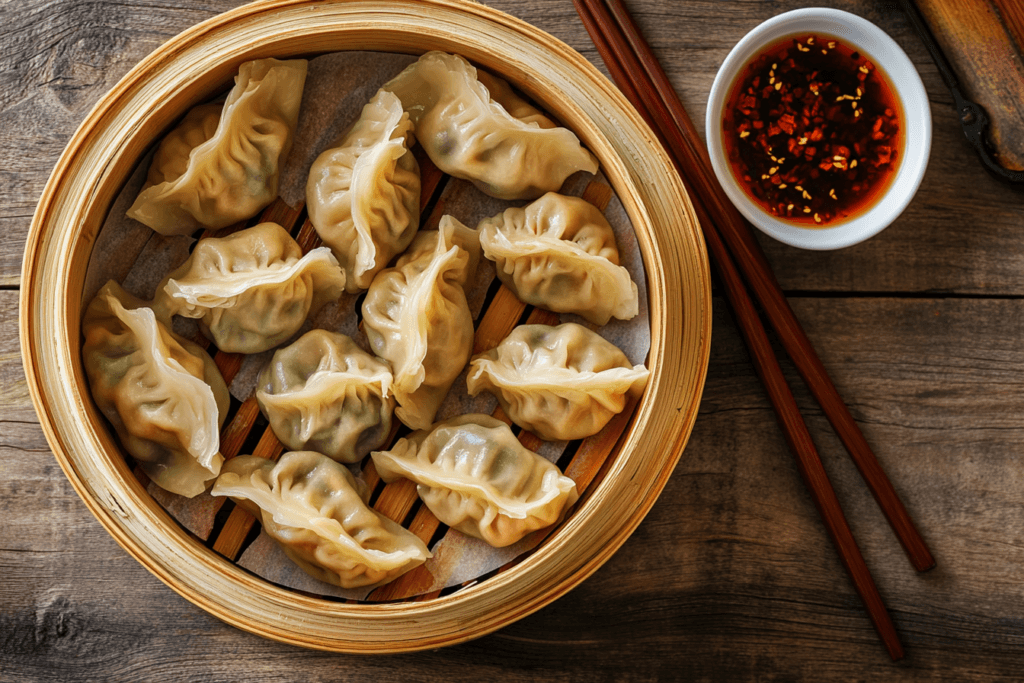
(6, 295), (1024, 680)
(5, 0), (1024, 679)
(2, 0), (1022, 299)
(0, 292), (42, 430)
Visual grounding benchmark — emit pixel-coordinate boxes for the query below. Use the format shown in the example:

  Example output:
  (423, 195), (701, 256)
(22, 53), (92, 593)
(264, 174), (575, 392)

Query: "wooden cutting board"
(915, 0), (1024, 171)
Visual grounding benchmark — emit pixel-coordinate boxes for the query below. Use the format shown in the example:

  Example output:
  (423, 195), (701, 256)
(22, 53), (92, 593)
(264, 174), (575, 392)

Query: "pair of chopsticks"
(572, 0), (935, 661)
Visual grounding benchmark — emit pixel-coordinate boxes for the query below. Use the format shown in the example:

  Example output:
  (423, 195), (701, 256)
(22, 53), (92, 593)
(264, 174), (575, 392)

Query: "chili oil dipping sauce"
(705, 8), (930, 250)
(722, 34), (903, 227)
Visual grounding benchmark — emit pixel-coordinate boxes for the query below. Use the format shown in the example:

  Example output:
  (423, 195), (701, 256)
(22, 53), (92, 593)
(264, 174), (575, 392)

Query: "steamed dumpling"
(211, 451), (431, 589)
(153, 222), (346, 353)
(306, 89), (421, 292)
(256, 330), (394, 464)
(128, 58), (308, 235)
(466, 323), (649, 441)
(82, 280), (229, 498)
(478, 192), (639, 325)
(382, 51), (599, 200)
(361, 215), (479, 430)
(371, 414), (579, 547)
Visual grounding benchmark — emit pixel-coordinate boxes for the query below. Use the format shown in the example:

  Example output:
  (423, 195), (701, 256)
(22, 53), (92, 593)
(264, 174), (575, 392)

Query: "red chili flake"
(778, 113), (797, 135)
(722, 34), (902, 225)
(874, 145), (893, 167)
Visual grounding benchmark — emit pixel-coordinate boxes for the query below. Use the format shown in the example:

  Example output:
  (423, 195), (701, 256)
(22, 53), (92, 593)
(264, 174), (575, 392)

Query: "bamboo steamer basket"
(20, 0), (711, 652)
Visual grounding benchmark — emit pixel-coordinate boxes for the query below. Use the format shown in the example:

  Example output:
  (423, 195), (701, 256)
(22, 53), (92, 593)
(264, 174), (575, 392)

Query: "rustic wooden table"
(3, 0), (1023, 680)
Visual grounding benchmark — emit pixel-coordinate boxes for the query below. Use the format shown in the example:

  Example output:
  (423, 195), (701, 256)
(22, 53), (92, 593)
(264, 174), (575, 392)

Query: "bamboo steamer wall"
(20, 0), (711, 652)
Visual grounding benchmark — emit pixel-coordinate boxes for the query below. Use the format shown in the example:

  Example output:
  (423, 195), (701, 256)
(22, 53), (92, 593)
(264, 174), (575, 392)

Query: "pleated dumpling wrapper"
(361, 215), (480, 430)
(211, 451), (430, 589)
(153, 222), (346, 354)
(478, 192), (639, 325)
(127, 58), (308, 235)
(467, 323), (650, 441)
(256, 330), (395, 464)
(372, 414), (579, 548)
(307, 89), (421, 292)
(82, 280), (230, 498)
(382, 51), (599, 200)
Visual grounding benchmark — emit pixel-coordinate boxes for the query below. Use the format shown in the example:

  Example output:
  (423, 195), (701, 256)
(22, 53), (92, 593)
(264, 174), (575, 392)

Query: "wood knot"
(34, 593), (83, 648)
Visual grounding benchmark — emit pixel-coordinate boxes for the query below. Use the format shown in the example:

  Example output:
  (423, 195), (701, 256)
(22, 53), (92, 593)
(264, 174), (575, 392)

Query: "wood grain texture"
(3, 0), (1023, 296)
(6, 291), (1024, 679)
(3, 0), (1024, 679)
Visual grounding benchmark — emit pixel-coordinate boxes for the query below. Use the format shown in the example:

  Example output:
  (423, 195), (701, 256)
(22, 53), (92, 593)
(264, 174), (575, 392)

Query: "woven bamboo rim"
(20, 0), (711, 652)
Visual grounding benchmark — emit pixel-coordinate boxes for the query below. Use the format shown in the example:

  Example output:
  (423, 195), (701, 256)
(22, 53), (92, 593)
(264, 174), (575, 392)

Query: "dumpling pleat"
(211, 452), (430, 588)
(82, 281), (229, 498)
(467, 323), (650, 441)
(128, 59), (307, 235)
(372, 415), (579, 547)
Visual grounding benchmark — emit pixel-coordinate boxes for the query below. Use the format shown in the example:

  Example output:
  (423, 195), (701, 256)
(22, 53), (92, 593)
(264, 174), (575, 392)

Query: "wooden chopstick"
(701, 177), (904, 661)
(598, 0), (934, 575)
(573, 0), (914, 660)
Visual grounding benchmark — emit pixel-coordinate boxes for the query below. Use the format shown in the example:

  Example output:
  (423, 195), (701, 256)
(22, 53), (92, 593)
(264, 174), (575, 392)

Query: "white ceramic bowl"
(705, 7), (931, 250)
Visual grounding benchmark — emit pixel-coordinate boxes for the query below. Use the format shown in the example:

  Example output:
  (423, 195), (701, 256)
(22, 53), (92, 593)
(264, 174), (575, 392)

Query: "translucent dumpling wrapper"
(371, 414), (579, 548)
(361, 215), (479, 430)
(256, 330), (395, 464)
(153, 222), (346, 353)
(82, 280), (230, 498)
(466, 323), (650, 441)
(211, 451), (430, 589)
(306, 89), (421, 293)
(382, 51), (599, 200)
(127, 58), (308, 236)
(478, 192), (639, 325)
